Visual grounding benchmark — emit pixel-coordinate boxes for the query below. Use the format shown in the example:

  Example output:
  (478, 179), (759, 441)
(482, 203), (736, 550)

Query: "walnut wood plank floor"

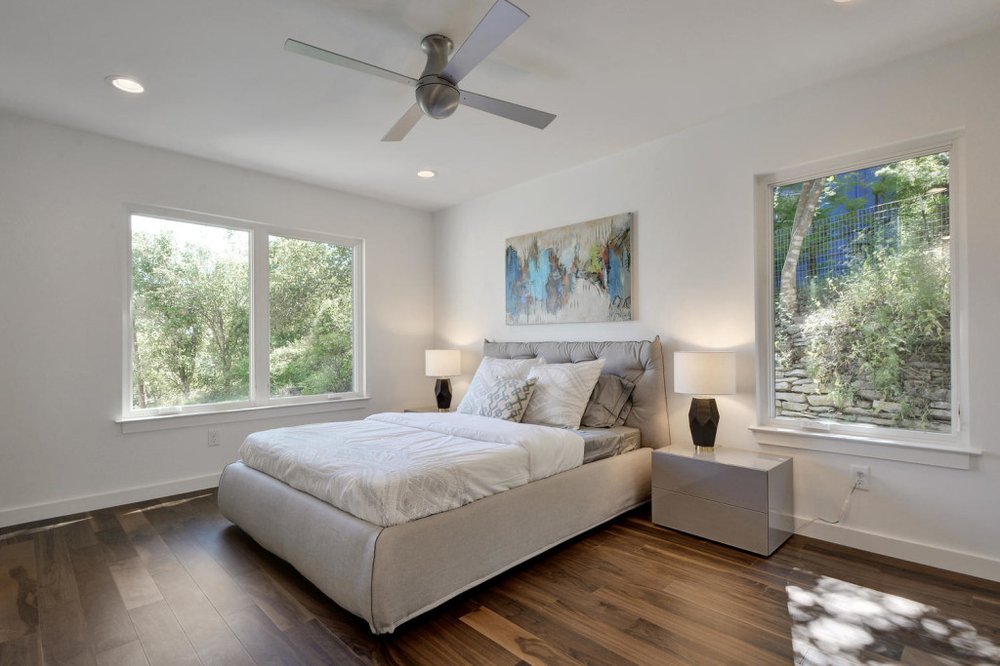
(2, 490), (999, 665)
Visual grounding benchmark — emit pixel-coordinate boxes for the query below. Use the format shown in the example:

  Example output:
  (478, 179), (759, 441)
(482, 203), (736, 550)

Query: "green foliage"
(874, 153), (949, 201)
(131, 226), (356, 410)
(773, 152), (952, 430)
(268, 237), (354, 397)
(131, 229), (250, 408)
(773, 309), (798, 370)
(828, 172), (869, 210)
(774, 154), (950, 311)
(773, 182), (802, 231)
(800, 239), (950, 423)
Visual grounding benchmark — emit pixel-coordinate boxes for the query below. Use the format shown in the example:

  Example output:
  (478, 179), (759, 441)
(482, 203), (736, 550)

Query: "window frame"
(751, 133), (974, 464)
(121, 205), (366, 423)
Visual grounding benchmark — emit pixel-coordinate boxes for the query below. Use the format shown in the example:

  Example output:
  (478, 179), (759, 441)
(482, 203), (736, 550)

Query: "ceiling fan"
(284, 0), (556, 141)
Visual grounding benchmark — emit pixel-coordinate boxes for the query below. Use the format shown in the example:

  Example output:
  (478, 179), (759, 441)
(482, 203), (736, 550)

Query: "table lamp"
(673, 351), (736, 448)
(425, 349), (461, 411)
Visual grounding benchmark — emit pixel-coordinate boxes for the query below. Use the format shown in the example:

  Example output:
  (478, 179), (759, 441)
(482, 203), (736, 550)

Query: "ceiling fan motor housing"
(416, 79), (460, 118)
(416, 34), (459, 119)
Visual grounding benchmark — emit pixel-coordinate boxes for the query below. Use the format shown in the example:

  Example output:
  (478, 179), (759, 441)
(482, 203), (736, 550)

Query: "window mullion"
(352, 243), (365, 397)
(123, 217), (136, 419)
(251, 229), (271, 404)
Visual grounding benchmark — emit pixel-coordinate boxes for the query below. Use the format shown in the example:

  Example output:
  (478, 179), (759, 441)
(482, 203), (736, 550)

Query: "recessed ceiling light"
(106, 75), (145, 94)
(416, 170), (436, 179)
(833, 0), (853, 3)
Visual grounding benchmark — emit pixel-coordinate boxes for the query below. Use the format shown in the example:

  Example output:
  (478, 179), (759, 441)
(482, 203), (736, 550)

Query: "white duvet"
(238, 412), (585, 527)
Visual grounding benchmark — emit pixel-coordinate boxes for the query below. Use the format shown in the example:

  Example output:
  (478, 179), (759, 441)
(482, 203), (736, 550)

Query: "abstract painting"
(505, 212), (633, 325)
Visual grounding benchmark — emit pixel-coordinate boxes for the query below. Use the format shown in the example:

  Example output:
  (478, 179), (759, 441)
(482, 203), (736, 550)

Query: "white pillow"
(458, 356), (543, 415)
(466, 377), (537, 422)
(521, 359), (606, 428)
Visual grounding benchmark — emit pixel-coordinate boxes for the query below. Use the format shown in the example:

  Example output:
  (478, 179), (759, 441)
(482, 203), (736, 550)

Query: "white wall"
(0, 111), (435, 526)
(433, 30), (1000, 580)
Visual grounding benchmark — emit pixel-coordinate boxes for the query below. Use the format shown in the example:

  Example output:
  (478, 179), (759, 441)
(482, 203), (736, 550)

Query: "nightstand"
(651, 447), (793, 555)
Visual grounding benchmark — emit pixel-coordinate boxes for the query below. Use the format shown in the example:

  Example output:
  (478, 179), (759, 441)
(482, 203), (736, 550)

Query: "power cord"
(796, 476), (863, 533)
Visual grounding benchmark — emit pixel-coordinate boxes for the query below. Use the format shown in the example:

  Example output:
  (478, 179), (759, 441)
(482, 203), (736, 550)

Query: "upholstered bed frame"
(218, 338), (670, 633)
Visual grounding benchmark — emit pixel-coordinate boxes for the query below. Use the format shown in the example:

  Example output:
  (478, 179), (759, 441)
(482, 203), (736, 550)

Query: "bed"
(218, 338), (670, 634)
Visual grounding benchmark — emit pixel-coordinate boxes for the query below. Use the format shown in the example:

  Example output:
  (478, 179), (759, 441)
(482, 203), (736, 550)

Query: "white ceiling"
(2, 1), (999, 211)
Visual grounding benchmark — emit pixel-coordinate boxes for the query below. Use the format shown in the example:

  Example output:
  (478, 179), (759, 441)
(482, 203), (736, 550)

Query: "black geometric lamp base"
(688, 397), (720, 447)
(434, 378), (453, 411)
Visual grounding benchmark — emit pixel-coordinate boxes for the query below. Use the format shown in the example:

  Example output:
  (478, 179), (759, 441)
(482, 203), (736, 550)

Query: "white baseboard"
(0, 473), (221, 529)
(796, 518), (1000, 583)
(5, 478), (997, 586)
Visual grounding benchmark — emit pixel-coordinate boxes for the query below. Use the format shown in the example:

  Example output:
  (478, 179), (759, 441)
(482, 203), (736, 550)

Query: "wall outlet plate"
(850, 464), (870, 491)
(208, 429), (220, 447)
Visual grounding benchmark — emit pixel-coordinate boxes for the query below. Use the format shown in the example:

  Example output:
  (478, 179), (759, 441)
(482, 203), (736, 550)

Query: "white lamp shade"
(425, 349), (461, 377)
(674, 351), (736, 395)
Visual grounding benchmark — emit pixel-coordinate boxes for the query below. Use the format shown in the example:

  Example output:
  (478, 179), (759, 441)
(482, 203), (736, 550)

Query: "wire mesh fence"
(774, 193), (949, 303)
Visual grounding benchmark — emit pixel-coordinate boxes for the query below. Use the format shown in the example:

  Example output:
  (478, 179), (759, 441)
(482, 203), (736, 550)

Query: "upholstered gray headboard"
(482, 337), (671, 449)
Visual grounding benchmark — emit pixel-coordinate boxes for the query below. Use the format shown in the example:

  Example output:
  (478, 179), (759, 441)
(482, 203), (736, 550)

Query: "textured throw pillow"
(458, 356), (543, 415)
(467, 377), (538, 421)
(581, 374), (636, 428)
(521, 359), (606, 428)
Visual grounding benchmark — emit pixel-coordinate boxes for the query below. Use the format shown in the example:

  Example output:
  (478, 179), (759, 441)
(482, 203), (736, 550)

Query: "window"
(755, 139), (961, 448)
(125, 210), (363, 418)
(268, 236), (355, 398)
(130, 216), (251, 410)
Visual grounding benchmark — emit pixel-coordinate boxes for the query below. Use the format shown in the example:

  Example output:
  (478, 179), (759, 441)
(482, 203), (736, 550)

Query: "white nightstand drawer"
(652, 488), (769, 555)
(651, 447), (793, 556)
(652, 453), (767, 512)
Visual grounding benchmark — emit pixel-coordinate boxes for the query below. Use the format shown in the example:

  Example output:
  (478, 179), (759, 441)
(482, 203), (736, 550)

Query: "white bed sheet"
(238, 412), (584, 527)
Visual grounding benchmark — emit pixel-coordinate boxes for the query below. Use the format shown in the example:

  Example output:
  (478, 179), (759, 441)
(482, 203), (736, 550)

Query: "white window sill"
(117, 396), (371, 434)
(749, 425), (980, 470)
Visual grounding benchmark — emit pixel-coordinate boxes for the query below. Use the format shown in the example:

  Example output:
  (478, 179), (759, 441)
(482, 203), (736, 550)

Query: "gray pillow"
(581, 374), (636, 428)
(614, 399), (634, 427)
(469, 377), (538, 422)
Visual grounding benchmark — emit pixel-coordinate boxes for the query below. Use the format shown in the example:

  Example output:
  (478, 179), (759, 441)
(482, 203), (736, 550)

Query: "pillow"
(465, 377), (538, 421)
(521, 359), (606, 428)
(458, 356), (543, 415)
(614, 399), (634, 426)
(581, 374), (636, 428)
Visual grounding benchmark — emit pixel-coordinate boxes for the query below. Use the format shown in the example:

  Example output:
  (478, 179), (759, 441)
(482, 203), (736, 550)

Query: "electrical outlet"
(850, 464), (870, 491)
(208, 429), (220, 448)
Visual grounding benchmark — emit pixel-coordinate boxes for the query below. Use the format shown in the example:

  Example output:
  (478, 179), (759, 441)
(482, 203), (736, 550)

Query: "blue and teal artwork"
(505, 213), (633, 325)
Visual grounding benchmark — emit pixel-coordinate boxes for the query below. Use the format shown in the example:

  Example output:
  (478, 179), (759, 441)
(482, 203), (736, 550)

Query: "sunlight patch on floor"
(120, 492), (213, 515)
(787, 573), (1000, 665)
(0, 517), (90, 542)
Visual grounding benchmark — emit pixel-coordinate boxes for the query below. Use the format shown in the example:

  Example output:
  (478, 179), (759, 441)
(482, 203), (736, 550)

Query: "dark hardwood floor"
(2, 490), (998, 665)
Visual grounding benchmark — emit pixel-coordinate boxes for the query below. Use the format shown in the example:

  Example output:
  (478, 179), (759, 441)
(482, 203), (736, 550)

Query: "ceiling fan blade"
(439, 0), (528, 84)
(459, 90), (555, 130)
(285, 38), (417, 87)
(381, 104), (424, 142)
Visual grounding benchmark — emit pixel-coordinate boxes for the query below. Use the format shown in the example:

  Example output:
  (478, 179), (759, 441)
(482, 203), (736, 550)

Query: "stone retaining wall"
(774, 361), (951, 432)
